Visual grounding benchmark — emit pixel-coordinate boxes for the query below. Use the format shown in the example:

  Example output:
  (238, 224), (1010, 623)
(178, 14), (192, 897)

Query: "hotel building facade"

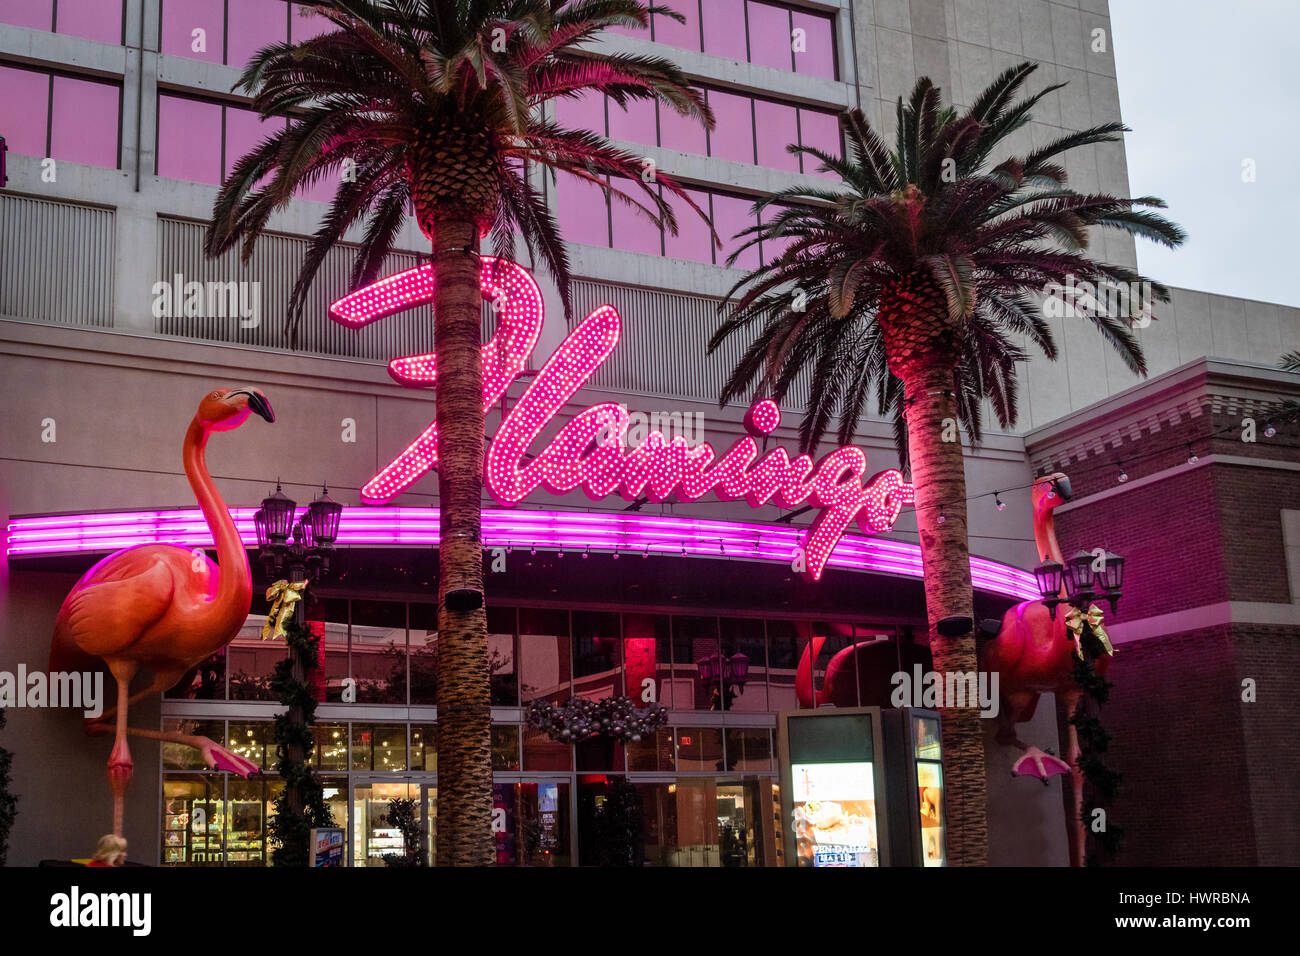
(1, 0), (1297, 866)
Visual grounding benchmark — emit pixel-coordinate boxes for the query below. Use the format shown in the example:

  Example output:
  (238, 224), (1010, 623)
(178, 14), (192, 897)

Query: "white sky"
(1110, 0), (1300, 307)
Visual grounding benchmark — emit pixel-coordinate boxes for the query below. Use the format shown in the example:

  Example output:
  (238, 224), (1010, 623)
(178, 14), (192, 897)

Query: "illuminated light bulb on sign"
(329, 259), (915, 581)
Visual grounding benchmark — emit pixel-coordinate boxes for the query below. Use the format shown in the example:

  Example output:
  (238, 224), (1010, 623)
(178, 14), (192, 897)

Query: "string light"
(1116, 462), (1128, 484)
(937, 506), (945, 524)
(1186, 444), (1198, 464)
(994, 492), (1006, 511)
(1265, 423), (1277, 438)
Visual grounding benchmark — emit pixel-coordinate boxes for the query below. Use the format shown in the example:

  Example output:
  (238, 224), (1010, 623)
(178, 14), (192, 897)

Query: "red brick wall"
(1101, 626), (1256, 866)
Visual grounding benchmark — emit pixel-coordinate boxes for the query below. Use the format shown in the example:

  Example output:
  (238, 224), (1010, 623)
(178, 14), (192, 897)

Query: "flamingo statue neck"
(183, 419), (252, 624)
(1032, 494), (1065, 565)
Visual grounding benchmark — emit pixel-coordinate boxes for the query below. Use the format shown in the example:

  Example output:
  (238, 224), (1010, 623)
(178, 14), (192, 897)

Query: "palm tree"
(206, 0), (713, 865)
(709, 63), (1184, 865)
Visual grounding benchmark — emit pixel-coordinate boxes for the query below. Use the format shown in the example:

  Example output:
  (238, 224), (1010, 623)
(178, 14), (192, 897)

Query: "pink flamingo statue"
(49, 387), (274, 837)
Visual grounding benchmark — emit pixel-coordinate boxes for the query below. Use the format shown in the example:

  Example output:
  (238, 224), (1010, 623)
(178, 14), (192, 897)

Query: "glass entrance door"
(353, 779), (427, 867)
(494, 780), (572, 866)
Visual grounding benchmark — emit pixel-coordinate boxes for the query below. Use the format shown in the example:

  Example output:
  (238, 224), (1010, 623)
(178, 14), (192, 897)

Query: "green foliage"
(586, 777), (643, 867)
(206, 0), (715, 346)
(1069, 625), (1122, 864)
(0, 708), (16, 867)
(382, 797), (425, 867)
(710, 64), (1185, 458)
(268, 616), (336, 867)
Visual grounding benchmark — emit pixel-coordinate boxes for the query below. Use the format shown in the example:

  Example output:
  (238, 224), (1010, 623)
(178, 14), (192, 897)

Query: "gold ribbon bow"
(1064, 604), (1115, 659)
(262, 579), (308, 641)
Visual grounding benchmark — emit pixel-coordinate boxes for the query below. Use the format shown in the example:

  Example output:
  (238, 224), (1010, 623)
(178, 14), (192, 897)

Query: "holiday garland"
(268, 616), (335, 867)
(1069, 622), (1122, 865)
(527, 695), (668, 744)
(0, 708), (16, 867)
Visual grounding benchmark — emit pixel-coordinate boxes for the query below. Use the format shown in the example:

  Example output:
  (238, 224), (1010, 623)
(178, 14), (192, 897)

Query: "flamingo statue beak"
(1050, 476), (1072, 501)
(232, 388), (275, 423)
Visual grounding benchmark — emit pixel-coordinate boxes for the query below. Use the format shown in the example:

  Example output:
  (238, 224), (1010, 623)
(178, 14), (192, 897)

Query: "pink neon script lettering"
(329, 259), (915, 580)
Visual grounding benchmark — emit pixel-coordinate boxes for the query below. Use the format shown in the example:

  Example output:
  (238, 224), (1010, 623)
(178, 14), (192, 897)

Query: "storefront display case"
(777, 708), (890, 867)
(880, 708), (946, 867)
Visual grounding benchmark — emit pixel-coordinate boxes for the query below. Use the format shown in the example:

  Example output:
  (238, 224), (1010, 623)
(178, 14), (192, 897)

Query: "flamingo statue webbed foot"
(50, 387), (274, 837)
(1011, 745), (1072, 782)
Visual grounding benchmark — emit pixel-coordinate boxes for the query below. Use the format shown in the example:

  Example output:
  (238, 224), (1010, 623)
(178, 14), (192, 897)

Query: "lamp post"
(700, 652), (751, 711)
(253, 482), (343, 823)
(1033, 549), (1126, 620)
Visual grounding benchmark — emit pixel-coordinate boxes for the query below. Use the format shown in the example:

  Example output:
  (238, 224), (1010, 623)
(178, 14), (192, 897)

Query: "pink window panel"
(556, 172), (610, 248)
(293, 168), (339, 204)
(0, 66), (50, 157)
(792, 11), (836, 80)
(160, 0), (224, 63)
(55, 0), (122, 44)
(658, 101), (707, 155)
(652, 3), (700, 51)
(798, 108), (841, 176)
(157, 94), (222, 184)
(707, 90), (753, 165)
(606, 96), (655, 146)
(611, 186), (663, 257)
(51, 76), (119, 168)
(754, 99), (798, 173)
(701, 0), (747, 61)
(554, 89), (605, 135)
(662, 186), (714, 265)
(0, 0), (53, 31)
(711, 193), (759, 270)
(605, 19), (648, 39)
(745, 2), (792, 72)
(226, 0), (287, 69)
(290, 3), (333, 44)
(760, 205), (795, 266)
(224, 106), (283, 186)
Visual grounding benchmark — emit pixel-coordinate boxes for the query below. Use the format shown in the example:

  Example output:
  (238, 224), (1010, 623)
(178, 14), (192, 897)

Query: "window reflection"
(675, 726), (724, 773)
(766, 620), (810, 711)
(351, 600), (407, 704)
(488, 605), (519, 706)
(718, 617), (767, 711)
(352, 724), (407, 772)
(226, 721), (272, 772)
(411, 724), (437, 772)
(409, 603), (438, 705)
(672, 616), (721, 710)
(313, 723), (349, 771)
(519, 608), (571, 704)
(162, 773), (223, 866)
(622, 613), (671, 706)
(492, 725), (521, 771)
(572, 610), (622, 701)
(162, 718), (224, 770)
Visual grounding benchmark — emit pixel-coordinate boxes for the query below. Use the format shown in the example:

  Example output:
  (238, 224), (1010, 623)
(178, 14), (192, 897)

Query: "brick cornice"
(1105, 600), (1300, 644)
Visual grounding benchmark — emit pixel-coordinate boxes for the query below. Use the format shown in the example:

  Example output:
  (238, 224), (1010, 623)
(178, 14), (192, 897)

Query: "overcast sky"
(1110, 0), (1300, 308)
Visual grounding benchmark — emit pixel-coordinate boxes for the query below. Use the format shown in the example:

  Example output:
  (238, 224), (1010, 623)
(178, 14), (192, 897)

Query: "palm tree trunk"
(902, 362), (988, 866)
(429, 216), (494, 865)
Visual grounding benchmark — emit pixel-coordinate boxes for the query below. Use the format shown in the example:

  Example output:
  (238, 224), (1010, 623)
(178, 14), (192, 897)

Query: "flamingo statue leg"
(1062, 688), (1087, 867)
(86, 724), (261, 778)
(106, 659), (139, 837)
(997, 691), (1071, 782)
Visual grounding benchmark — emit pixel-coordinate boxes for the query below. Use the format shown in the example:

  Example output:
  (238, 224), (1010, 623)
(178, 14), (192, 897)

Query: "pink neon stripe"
(6, 506), (1039, 600)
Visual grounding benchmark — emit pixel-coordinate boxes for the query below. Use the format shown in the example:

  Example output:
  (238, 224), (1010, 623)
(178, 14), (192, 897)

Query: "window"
(556, 171), (610, 248)
(0, 65), (120, 168)
(797, 107), (842, 176)
(157, 94), (222, 184)
(710, 192), (760, 270)
(518, 607), (572, 704)
(746, 1), (792, 71)
(55, 0), (124, 44)
(161, 0), (225, 64)
(661, 186), (714, 265)
(792, 10), (837, 80)
(1, 0), (123, 44)
(754, 99), (799, 173)
(351, 600), (407, 704)
(701, 0), (747, 60)
(652, 2), (700, 50)
(606, 95), (655, 144)
(226, 0), (288, 70)
(572, 610), (622, 700)
(0, 65), (52, 158)
(1, 0), (53, 32)
(290, 2), (332, 43)
(610, 187), (663, 257)
(223, 105), (284, 183)
(554, 88), (605, 135)
(706, 89), (754, 165)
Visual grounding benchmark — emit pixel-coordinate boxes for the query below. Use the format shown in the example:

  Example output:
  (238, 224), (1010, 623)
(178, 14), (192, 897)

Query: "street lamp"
(254, 482), (344, 607)
(1033, 549), (1126, 620)
(699, 652), (751, 710)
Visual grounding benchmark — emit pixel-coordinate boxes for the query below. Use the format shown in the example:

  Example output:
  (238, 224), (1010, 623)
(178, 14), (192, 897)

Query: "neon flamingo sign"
(329, 257), (915, 581)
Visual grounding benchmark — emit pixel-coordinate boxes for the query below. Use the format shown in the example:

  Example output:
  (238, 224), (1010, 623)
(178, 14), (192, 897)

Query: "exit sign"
(679, 736), (693, 746)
